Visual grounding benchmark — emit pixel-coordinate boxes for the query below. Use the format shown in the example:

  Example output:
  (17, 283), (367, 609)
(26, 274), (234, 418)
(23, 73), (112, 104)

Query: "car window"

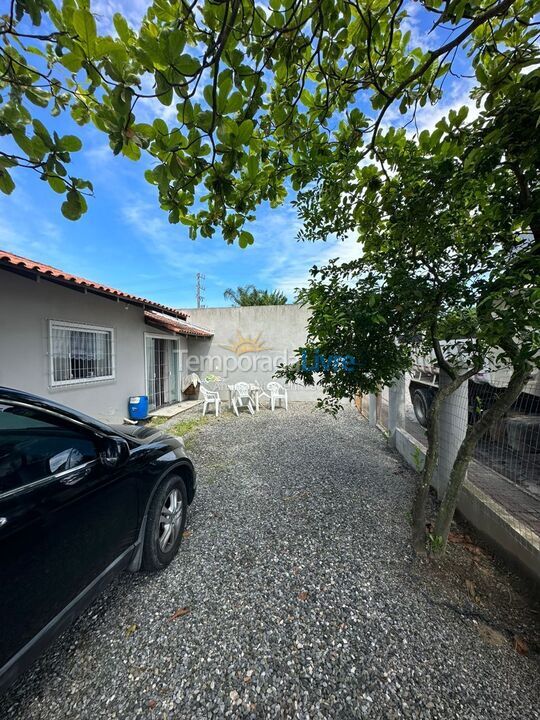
(0, 403), (98, 495)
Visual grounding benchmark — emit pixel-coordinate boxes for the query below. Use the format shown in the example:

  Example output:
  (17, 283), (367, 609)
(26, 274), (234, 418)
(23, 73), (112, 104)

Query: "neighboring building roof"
(144, 311), (213, 338)
(0, 249), (188, 320)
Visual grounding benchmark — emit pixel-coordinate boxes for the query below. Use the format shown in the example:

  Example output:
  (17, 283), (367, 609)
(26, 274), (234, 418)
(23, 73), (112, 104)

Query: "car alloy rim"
(159, 488), (183, 552)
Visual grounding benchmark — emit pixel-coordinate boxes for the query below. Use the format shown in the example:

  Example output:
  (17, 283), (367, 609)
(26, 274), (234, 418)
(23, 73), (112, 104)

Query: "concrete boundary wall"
(459, 479), (540, 581)
(395, 427), (426, 473)
(187, 305), (319, 400)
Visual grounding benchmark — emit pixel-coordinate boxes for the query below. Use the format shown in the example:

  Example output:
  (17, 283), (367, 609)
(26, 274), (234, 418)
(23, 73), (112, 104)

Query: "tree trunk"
(412, 390), (442, 552)
(411, 369), (476, 552)
(433, 363), (531, 552)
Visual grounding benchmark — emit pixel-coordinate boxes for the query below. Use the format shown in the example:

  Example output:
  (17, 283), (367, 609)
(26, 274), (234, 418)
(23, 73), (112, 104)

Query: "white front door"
(145, 337), (180, 410)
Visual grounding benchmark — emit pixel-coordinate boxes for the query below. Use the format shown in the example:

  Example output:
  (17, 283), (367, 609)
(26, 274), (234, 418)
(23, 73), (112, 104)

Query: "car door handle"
(0, 517), (7, 528)
(58, 463), (94, 486)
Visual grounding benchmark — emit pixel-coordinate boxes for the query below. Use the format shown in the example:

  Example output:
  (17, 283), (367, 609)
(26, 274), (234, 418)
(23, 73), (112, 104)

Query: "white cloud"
(121, 196), (239, 302)
(380, 76), (479, 139)
(120, 191), (362, 305)
(85, 140), (113, 166)
(413, 80), (480, 134)
(269, 232), (362, 299)
(92, 0), (148, 33)
(401, 0), (436, 52)
(0, 199), (74, 270)
(242, 204), (362, 299)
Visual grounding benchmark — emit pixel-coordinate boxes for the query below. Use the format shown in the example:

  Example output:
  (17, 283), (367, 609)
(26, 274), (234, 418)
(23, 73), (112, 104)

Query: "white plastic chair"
(200, 385), (221, 416)
(267, 381), (288, 411)
(231, 382), (254, 416)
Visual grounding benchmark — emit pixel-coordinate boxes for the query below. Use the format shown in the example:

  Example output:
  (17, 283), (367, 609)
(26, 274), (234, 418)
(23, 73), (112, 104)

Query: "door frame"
(144, 333), (182, 410)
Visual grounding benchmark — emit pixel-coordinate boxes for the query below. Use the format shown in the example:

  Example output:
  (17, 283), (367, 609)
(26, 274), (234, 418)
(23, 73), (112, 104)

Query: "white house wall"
(0, 271), (187, 423)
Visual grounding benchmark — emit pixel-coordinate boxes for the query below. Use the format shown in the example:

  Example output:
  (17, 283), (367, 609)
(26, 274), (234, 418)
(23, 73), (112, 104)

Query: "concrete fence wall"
(187, 305), (320, 400)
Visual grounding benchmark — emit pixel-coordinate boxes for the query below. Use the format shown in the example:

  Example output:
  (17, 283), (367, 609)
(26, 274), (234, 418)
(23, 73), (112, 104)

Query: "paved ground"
(4, 404), (539, 719)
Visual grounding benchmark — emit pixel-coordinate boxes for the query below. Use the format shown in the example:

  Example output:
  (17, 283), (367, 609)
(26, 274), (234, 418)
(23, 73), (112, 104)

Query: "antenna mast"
(196, 273), (206, 309)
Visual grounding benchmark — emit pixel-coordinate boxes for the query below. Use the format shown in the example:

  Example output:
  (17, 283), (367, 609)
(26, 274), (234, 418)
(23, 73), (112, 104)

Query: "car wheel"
(141, 474), (188, 572)
(412, 388), (430, 428)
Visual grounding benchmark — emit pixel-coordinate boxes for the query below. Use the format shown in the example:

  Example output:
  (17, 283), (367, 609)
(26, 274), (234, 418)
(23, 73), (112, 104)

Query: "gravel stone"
(3, 403), (539, 719)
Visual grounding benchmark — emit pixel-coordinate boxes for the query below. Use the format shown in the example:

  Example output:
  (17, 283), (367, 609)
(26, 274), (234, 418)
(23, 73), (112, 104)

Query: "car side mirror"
(99, 436), (130, 469)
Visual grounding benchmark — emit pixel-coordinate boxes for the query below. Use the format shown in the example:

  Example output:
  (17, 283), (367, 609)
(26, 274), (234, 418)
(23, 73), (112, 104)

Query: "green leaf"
(197, 111), (213, 133)
(237, 120), (254, 145)
(180, 99), (194, 124)
(300, 89), (314, 108)
(61, 190), (86, 221)
(61, 200), (80, 221)
(203, 85), (214, 107)
(239, 230), (254, 248)
(176, 54), (201, 76)
(48, 176), (66, 194)
(60, 52), (83, 72)
(418, 129), (430, 150)
(456, 105), (469, 125)
(0, 169), (15, 195)
(12, 130), (34, 157)
(113, 13), (130, 43)
(167, 29), (185, 58)
(226, 92), (243, 114)
(247, 155), (258, 179)
(25, 88), (49, 108)
(60, 135), (82, 152)
(133, 123), (154, 139)
(33, 120), (53, 149)
(153, 118), (168, 136)
(155, 73), (173, 106)
(122, 141), (141, 161)
(72, 8), (97, 55)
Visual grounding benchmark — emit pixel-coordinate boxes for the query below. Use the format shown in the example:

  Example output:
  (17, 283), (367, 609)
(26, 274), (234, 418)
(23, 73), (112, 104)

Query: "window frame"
(48, 320), (115, 387)
(0, 399), (102, 500)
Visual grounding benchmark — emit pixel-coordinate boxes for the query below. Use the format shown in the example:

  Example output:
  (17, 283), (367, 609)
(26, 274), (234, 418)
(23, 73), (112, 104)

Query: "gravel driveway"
(4, 403), (539, 719)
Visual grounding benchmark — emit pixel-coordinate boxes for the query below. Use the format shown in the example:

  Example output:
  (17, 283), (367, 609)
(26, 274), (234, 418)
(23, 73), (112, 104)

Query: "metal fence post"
(368, 393), (377, 426)
(388, 376), (405, 448)
(437, 370), (468, 498)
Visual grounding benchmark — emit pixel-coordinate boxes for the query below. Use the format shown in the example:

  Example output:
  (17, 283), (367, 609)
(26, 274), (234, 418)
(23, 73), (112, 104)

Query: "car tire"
(412, 388), (431, 428)
(141, 474), (188, 572)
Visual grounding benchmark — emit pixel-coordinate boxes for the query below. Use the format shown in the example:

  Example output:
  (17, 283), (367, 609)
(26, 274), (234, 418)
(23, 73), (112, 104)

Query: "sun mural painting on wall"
(220, 331), (272, 355)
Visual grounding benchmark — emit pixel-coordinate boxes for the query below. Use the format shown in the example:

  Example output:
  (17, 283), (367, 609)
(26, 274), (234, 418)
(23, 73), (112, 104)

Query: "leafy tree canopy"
(281, 87), (540, 407)
(1, 0), (537, 237)
(224, 284), (288, 305)
(278, 104), (539, 552)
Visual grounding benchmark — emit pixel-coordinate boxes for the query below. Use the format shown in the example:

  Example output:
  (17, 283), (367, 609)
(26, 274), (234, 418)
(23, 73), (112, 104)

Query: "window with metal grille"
(49, 321), (114, 386)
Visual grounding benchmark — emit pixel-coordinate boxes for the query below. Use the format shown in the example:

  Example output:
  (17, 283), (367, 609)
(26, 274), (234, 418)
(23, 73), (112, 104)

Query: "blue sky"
(0, 1), (476, 310)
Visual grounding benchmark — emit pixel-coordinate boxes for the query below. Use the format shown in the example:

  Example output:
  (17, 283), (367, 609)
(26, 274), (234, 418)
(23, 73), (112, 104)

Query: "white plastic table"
(227, 383), (262, 412)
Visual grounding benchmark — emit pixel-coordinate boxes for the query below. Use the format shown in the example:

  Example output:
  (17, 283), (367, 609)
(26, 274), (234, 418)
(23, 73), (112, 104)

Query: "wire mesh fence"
(471, 374), (540, 498)
(359, 367), (540, 548)
(360, 393), (369, 418)
(437, 368), (540, 544)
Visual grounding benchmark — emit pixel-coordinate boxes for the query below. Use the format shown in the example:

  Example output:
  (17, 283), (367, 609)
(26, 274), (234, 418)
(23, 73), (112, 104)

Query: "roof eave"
(0, 259), (188, 321)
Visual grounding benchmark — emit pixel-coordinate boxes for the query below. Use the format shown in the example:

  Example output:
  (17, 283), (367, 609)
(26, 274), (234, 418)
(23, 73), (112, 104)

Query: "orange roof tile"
(0, 249), (188, 320)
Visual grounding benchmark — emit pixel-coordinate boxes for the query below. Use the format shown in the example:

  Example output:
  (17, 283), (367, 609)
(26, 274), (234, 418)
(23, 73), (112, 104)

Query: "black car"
(0, 387), (196, 691)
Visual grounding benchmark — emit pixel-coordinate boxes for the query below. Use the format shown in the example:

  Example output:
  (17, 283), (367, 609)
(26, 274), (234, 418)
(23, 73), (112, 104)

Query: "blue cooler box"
(128, 395), (149, 421)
